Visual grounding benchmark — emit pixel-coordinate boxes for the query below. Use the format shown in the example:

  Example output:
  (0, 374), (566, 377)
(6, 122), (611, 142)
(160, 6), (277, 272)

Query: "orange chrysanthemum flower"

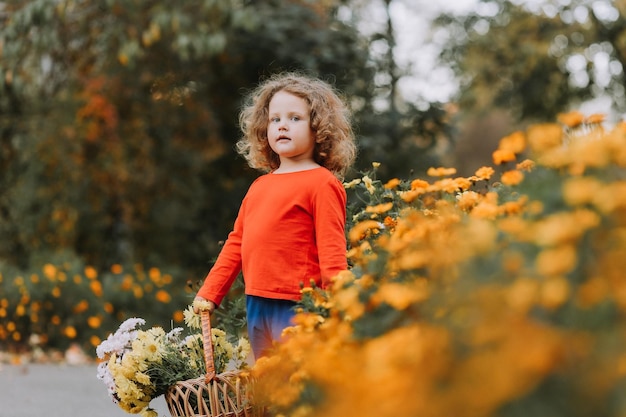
(453, 177), (472, 191)
(527, 123), (563, 153)
(90, 335), (101, 347)
(475, 166), (495, 181)
(398, 189), (423, 203)
(410, 179), (430, 190)
(84, 266), (98, 280)
(384, 178), (401, 189)
(492, 149), (517, 165)
(90, 281), (103, 297)
(557, 111), (584, 128)
(562, 177), (600, 206)
(73, 300), (89, 314)
(427, 167), (457, 177)
(63, 326), (77, 339)
(457, 191), (482, 211)
(585, 113), (605, 125)
(516, 159), (535, 172)
(498, 131), (526, 154)
(501, 170), (524, 186)
(383, 216), (397, 229)
(155, 290), (171, 303)
(149, 267), (161, 283)
(43, 264), (57, 280)
(365, 202), (394, 214)
(541, 275), (571, 310)
(87, 316), (102, 329)
(349, 220), (382, 244)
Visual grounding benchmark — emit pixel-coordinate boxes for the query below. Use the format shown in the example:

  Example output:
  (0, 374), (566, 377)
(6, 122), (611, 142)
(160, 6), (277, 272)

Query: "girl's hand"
(192, 296), (216, 314)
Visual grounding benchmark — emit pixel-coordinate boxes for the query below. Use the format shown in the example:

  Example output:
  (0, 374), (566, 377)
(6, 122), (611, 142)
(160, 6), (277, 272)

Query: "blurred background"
(0, 0), (625, 355)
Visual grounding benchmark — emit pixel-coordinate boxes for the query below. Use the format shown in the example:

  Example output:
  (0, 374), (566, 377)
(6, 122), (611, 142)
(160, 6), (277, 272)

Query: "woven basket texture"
(165, 310), (262, 417)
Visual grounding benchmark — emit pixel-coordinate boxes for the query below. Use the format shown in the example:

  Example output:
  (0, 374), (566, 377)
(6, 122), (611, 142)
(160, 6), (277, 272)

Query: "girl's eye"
(291, 116), (300, 121)
(270, 117), (280, 123)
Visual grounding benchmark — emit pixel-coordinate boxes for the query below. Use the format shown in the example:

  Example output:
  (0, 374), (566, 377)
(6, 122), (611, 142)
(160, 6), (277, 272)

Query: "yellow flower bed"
(0, 261), (192, 357)
(252, 115), (626, 417)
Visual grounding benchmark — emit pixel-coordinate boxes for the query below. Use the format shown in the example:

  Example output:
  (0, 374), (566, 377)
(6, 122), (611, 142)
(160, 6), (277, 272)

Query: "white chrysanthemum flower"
(96, 362), (118, 402)
(118, 317), (146, 333)
(166, 327), (183, 342)
(96, 326), (141, 359)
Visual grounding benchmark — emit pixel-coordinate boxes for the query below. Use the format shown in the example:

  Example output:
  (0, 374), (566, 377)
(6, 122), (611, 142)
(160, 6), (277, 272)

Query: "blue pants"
(246, 295), (297, 360)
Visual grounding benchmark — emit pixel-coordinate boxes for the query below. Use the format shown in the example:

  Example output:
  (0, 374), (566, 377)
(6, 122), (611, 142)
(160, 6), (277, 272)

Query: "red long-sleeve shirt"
(197, 167), (348, 306)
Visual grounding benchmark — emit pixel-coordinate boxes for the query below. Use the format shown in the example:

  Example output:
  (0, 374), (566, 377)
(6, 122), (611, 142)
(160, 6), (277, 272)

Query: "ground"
(0, 362), (170, 417)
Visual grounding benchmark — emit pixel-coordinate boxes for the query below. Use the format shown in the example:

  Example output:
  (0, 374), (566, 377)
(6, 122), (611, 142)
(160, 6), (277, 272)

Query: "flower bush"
(96, 303), (250, 417)
(0, 247), (248, 361)
(252, 113), (626, 417)
(0, 254), (196, 357)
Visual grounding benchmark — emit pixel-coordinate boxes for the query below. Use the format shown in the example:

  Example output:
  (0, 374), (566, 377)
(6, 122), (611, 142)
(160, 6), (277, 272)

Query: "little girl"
(194, 72), (357, 359)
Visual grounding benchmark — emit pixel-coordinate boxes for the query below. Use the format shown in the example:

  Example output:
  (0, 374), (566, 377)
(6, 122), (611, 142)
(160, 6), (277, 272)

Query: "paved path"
(0, 363), (170, 417)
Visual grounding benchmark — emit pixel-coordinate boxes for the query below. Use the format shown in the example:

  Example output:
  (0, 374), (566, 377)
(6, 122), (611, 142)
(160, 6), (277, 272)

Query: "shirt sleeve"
(313, 176), (348, 288)
(196, 197), (246, 306)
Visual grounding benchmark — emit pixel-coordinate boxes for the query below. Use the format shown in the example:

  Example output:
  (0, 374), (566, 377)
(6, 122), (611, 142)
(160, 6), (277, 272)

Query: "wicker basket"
(165, 310), (261, 417)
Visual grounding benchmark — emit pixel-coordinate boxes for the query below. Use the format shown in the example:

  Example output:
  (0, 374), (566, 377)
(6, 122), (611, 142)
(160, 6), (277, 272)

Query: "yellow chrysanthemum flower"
(343, 178), (361, 189)
(362, 175), (376, 194)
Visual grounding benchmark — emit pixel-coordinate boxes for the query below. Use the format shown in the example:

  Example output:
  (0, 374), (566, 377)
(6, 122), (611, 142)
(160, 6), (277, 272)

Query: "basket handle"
(200, 309), (216, 383)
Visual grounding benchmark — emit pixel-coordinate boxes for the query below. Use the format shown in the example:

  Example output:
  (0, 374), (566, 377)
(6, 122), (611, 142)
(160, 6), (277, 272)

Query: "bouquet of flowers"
(96, 304), (251, 417)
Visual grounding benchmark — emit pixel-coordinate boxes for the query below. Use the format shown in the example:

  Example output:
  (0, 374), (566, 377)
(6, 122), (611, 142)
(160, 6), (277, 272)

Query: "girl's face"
(267, 90), (316, 166)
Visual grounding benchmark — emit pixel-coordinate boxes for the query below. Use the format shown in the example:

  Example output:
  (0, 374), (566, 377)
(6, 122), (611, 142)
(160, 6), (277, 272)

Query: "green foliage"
(0, 0), (376, 276)
(0, 0), (456, 313)
(436, 0), (626, 120)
